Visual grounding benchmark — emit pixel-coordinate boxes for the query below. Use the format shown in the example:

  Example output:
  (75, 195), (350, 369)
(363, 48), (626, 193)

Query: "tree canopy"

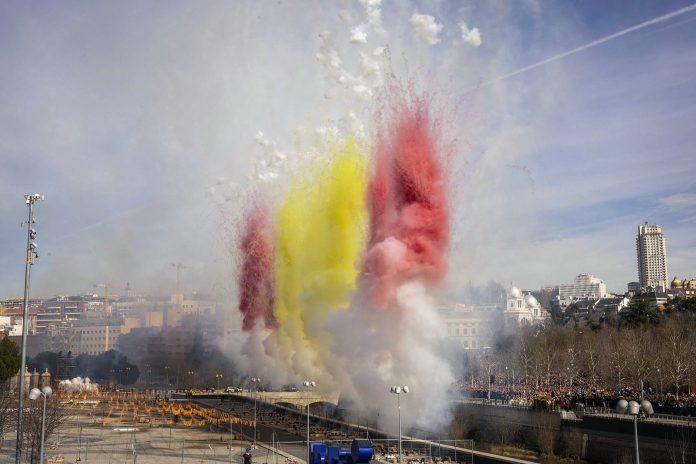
(619, 299), (660, 327)
(0, 337), (21, 381)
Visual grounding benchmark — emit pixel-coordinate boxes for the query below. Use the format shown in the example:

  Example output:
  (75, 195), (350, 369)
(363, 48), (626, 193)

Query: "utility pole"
(16, 193), (43, 464)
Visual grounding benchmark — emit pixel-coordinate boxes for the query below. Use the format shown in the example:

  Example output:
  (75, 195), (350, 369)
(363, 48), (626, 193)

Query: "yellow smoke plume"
(273, 139), (367, 375)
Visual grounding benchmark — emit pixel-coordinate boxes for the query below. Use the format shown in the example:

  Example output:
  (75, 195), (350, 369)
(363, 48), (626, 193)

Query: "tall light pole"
(16, 193), (44, 464)
(187, 371), (195, 389)
(251, 377), (261, 443)
(657, 368), (662, 395)
(29, 386), (53, 464)
(616, 399), (653, 464)
(303, 380), (316, 463)
(215, 374), (223, 390)
(390, 385), (409, 464)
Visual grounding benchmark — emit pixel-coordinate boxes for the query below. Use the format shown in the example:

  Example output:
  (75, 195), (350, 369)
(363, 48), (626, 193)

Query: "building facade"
(440, 304), (495, 350)
(670, 277), (696, 297)
(557, 274), (608, 307)
(636, 224), (668, 289)
(505, 285), (547, 325)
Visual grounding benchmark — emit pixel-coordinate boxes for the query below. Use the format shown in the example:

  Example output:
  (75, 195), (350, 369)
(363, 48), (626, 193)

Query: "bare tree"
(607, 330), (630, 389)
(22, 396), (67, 464)
(0, 382), (16, 452)
(660, 316), (695, 400)
(533, 413), (557, 457)
(624, 328), (654, 394)
(666, 424), (696, 464)
(579, 331), (603, 390)
(517, 335), (534, 387)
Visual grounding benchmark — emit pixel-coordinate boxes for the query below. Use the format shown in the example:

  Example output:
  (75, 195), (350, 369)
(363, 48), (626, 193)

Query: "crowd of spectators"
(451, 376), (696, 417)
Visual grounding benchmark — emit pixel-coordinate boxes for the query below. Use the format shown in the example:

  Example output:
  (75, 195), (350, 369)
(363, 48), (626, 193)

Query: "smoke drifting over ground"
(59, 377), (99, 393)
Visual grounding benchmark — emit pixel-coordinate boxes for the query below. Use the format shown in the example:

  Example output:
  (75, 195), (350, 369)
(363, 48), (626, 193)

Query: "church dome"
(509, 286), (522, 298)
(525, 294), (539, 307)
(671, 276), (683, 288)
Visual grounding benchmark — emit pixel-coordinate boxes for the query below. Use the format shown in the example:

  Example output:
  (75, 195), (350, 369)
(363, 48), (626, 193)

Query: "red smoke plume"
(238, 202), (277, 331)
(364, 94), (448, 307)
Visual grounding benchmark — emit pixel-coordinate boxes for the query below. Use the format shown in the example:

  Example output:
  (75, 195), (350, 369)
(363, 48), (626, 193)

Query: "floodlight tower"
(390, 385), (410, 464)
(303, 380), (317, 463)
(16, 193), (44, 464)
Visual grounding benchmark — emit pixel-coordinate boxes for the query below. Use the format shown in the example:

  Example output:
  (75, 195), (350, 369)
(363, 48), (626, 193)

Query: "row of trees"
(28, 349), (140, 385)
(463, 300), (696, 399)
(117, 323), (239, 389)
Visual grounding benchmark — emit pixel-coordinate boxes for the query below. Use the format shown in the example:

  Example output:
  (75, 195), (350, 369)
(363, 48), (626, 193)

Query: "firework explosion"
(234, 87), (454, 430)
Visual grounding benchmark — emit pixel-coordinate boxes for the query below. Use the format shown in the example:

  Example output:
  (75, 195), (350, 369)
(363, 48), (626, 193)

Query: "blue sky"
(1, 0), (695, 298)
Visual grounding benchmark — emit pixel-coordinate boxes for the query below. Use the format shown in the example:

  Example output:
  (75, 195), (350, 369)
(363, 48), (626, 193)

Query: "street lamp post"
(251, 377), (261, 443)
(16, 193), (44, 464)
(390, 385), (410, 464)
(29, 386), (53, 464)
(215, 374), (223, 391)
(616, 399), (653, 464)
(303, 380), (316, 463)
(505, 366), (509, 397)
(187, 371), (195, 389)
(657, 368), (662, 395)
(487, 372), (491, 402)
(164, 366), (170, 387)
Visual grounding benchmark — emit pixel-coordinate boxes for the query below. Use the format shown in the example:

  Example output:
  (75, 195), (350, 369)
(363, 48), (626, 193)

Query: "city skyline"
(1, 1), (695, 298)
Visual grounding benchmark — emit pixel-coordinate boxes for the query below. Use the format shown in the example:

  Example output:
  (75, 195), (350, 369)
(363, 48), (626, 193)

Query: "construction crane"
(170, 263), (192, 297)
(93, 283), (112, 315)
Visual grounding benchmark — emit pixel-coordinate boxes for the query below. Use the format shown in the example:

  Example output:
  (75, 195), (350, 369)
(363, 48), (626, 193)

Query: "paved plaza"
(0, 411), (300, 464)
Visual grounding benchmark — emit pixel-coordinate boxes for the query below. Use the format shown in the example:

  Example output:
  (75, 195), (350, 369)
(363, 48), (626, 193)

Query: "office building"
(636, 224), (668, 289)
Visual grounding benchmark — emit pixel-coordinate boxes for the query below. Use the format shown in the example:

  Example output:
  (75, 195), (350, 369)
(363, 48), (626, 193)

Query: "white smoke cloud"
(315, 31), (382, 101)
(316, 31), (344, 79)
(409, 13), (443, 45)
(59, 376), (99, 392)
(359, 0), (385, 35)
(323, 279), (454, 432)
(350, 24), (369, 44)
(338, 9), (353, 24)
(460, 22), (482, 48)
(253, 130), (288, 182)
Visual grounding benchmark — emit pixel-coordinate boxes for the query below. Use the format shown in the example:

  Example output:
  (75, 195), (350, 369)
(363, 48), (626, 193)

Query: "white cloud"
(657, 193), (696, 211)
(409, 12), (443, 45)
(460, 22), (482, 48)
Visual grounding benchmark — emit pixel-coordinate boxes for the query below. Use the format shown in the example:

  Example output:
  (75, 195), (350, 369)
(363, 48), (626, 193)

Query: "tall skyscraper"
(636, 223), (668, 289)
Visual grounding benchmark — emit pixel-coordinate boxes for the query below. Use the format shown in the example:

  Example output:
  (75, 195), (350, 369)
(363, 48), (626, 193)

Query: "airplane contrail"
(478, 2), (696, 88)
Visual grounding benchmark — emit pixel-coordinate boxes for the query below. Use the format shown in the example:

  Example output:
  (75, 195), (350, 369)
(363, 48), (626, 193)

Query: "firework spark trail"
(238, 201), (277, 331)
(364, 94), (448, 307)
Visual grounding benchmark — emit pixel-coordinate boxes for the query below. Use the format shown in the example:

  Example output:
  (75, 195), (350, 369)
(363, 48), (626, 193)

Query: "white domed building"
(505, 284), (547, 325)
